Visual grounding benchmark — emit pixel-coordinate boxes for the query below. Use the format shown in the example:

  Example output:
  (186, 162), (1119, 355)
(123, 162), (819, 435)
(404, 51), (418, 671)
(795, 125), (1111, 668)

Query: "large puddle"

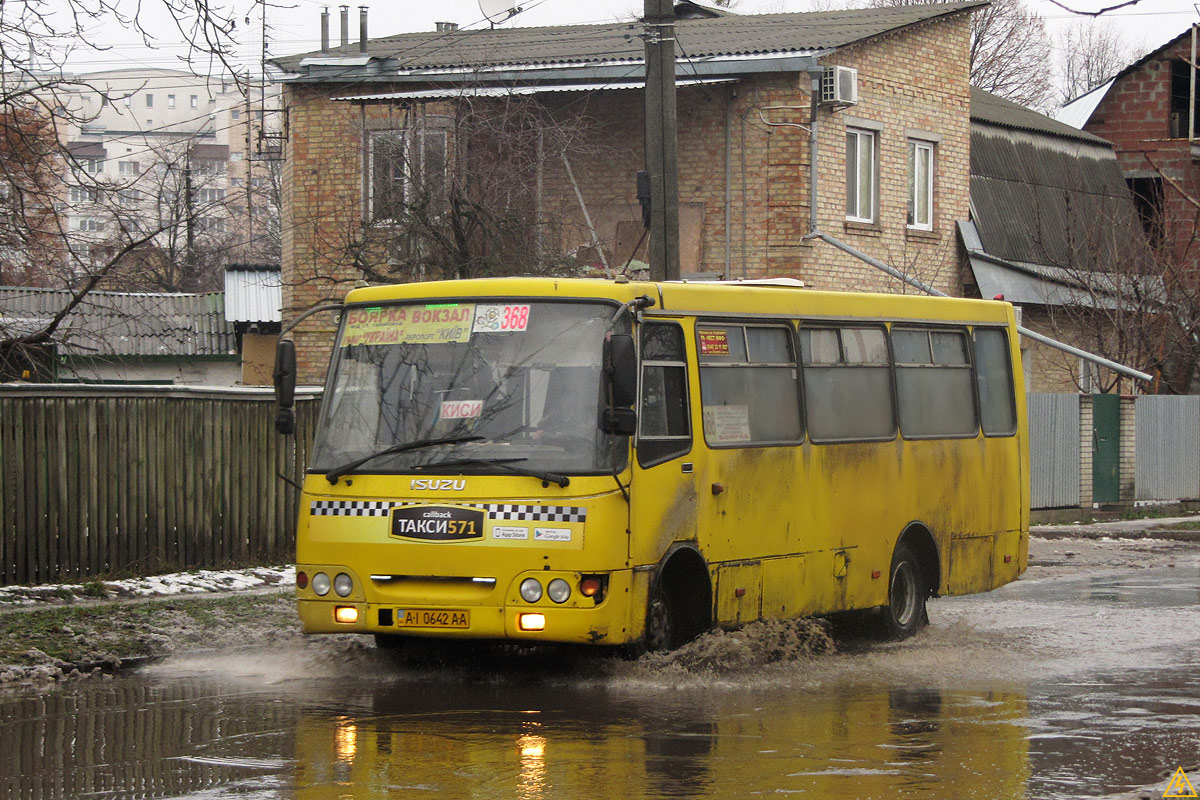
(2, 563), (1199, 799)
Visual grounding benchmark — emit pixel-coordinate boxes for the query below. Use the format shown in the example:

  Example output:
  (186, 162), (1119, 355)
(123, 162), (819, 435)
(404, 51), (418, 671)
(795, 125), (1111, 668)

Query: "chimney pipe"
(339, 5), (349, 47)
(359, 6), (368, 54)
(320, 7), (330, 53)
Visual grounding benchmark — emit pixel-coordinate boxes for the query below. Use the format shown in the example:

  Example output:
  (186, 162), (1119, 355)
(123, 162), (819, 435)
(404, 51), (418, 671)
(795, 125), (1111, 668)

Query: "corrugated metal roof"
(0, 287), (235, 358)
(224, 267), (282, 323)
(971, 87), (1108, 144)
(272, 2), (985, 77)
(969, 113), (1146, 272)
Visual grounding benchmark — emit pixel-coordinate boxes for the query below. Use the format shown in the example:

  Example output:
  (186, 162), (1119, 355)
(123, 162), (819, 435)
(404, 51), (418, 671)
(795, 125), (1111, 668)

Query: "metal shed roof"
(0, 287), (235, 358)
(224, 266), (282, 323)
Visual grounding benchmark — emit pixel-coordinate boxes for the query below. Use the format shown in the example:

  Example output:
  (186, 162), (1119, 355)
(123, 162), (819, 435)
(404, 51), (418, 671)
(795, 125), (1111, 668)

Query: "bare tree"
(0, 0), (246, 379)
(866, 0), (1053, 110)
(1057, 19), (1138, 106)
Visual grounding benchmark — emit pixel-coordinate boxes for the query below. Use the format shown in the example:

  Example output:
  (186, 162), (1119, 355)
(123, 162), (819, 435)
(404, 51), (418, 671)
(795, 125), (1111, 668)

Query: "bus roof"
(342, 277), (1015, 326)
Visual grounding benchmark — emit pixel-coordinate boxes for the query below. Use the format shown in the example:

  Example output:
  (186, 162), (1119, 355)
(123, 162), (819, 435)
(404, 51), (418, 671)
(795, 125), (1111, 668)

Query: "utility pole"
(644, 0), (680, 281)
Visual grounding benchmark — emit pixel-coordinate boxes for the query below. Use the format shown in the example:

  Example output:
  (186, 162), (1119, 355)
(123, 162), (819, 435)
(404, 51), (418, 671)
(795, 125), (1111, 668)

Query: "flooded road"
(2, 541), (1199, 799)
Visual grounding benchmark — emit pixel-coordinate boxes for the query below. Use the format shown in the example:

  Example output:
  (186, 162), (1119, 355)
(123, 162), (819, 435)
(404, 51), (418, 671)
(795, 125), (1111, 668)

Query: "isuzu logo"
(410, 478), (466, 491)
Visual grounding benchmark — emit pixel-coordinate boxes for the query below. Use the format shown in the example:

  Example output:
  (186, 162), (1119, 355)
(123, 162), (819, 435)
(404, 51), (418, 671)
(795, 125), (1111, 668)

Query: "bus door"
(629, 320), (697, 568)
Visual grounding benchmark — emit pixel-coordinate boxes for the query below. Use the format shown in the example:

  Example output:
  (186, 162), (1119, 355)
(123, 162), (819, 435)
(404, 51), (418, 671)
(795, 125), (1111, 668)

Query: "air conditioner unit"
(821, 66), (858, 107)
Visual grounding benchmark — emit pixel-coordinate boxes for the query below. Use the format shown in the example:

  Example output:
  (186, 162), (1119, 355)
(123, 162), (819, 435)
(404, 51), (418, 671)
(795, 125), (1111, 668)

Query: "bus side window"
(974, 328), (1018, 436)
(892, 327), (978, 438)
(638, 322), (692, 467)
(800, 326), (895, 442)
(697, 323), (801, 446)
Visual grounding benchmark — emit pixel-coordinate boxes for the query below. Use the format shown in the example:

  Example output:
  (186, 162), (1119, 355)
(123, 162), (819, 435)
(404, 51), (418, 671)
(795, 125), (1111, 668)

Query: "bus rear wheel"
(881, 542), (928, 640)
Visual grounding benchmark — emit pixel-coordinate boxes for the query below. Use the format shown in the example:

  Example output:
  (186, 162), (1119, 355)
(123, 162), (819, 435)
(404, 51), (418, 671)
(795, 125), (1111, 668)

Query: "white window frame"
(907, 139), (935, 231)
(845, 127), (877, 224)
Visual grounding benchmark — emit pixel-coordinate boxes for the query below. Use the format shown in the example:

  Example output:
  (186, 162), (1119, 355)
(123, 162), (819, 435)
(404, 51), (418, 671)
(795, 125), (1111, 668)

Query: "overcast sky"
(61, 0), (1199, 80)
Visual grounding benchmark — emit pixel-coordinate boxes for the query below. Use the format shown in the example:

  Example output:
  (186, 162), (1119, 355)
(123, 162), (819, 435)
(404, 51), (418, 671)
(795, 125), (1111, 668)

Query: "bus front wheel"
(881, 542), (928, 640)
(643, 580), (678, 652)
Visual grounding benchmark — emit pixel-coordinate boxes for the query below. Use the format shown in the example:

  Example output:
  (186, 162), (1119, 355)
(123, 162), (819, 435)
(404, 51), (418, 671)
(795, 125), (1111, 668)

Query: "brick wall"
(281, 13), (974, 382)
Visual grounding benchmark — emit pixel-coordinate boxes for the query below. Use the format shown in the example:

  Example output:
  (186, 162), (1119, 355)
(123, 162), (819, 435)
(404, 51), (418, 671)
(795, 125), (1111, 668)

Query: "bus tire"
(374, 633), (405, 650)
(881, 542), (927, 640)
(644, 579), (678, 652)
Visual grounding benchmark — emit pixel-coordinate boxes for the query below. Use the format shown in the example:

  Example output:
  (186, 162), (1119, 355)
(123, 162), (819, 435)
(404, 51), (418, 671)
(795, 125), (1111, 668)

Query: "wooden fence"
(0, 385), (320, 586)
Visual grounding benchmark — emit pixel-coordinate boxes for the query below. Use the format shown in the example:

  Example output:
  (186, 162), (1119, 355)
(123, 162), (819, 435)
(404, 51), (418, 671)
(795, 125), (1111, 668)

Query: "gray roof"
(969, 90), (1149, 282)
(0, 287), (236, 358)
(273, 2), (985, 78)
(970, 86), (1108, 145)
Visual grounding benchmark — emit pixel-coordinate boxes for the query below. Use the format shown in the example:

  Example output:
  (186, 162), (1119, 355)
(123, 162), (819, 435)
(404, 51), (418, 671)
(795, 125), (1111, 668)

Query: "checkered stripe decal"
(484, 504), (586, 523)
(310, 501), (586, 523)
(310, 501), (391, 517)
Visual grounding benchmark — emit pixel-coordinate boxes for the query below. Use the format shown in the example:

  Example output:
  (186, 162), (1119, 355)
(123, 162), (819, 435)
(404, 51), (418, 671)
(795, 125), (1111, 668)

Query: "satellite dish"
(478, 0), (522, 26)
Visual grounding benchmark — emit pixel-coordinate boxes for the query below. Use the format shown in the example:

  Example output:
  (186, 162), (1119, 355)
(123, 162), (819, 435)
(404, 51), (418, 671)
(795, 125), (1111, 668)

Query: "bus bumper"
(297, 568), (635, 647)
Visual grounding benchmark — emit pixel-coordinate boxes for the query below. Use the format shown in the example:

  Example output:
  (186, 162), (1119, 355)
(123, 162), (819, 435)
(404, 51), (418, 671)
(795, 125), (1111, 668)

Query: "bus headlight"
(547, 579), (571, 604)
(520, 578), (543, 603)
(334, 573), (354, 597)
(312, 572), (331, 596)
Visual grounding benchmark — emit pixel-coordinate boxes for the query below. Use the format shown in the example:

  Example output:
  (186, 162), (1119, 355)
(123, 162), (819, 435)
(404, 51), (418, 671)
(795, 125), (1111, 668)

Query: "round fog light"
(334, 573), (354, 597)
(520, 578), (543, 603)
(312, 572), (331, 596)
(547, 578), (571, 604)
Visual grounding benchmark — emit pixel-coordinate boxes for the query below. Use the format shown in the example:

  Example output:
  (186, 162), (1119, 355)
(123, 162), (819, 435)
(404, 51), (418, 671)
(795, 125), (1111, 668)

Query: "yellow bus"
(275, 277), (1027, 652)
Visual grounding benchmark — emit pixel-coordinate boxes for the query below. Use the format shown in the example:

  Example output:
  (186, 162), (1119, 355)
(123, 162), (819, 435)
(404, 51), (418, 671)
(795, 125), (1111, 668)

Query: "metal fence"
(1135, 395), (1200, 501)
(1028, 392), (1200, 509)
(1027, 393), (1081, 509)
(0, 385), (320, 586)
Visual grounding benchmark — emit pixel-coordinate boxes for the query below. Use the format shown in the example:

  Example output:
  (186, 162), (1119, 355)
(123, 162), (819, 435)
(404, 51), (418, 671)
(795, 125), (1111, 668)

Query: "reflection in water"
(4, 651), (1195, 799)
(517, 728), (548, 800)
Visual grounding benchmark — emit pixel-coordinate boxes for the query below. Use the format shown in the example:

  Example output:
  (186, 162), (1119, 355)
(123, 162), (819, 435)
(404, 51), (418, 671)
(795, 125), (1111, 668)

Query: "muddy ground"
(1, 523), (1198, 687)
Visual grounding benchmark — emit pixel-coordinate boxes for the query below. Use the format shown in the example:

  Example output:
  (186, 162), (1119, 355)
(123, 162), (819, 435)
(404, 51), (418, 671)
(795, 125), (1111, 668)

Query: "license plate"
(394, 609), (470, 629)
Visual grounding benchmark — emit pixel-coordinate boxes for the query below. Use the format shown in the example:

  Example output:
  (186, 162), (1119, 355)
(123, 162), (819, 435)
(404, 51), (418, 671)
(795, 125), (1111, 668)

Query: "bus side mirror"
(602, 334), (638, 436)
(274, 338), (297, 436)
(607, 334), (637, 408)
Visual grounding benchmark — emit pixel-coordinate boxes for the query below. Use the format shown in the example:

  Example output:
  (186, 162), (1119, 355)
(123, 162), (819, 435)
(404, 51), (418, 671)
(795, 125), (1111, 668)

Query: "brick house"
(1057, 29), (1200, 392)
(270, 2), (980, 383)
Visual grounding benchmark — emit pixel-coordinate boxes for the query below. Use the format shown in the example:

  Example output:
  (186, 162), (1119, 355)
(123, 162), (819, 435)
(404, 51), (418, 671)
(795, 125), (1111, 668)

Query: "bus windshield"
(310, 300), (626, 476)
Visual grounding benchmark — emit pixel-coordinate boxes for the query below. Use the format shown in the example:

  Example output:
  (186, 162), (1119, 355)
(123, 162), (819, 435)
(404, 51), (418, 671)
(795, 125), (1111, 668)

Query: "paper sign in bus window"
(341, 304), (475, 347)
(703, 405), (752, 443)
(473, 304), (531, 333)
(699, 329), (730, 356)
(440, 400), (483, 420)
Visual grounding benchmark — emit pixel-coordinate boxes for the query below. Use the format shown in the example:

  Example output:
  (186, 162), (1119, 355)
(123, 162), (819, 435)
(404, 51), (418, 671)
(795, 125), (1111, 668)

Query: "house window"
(369, 125), (448, 224)
(190, 95), (198, 109)
(168, 94), (176, 109)
(118, 161), (139, 177)
(232, 109), (241, 120)
(1169, 60), (1200, 139)
(145, 94), (154, 109)
(907, 140), (934, 230)
(845, 128), (876, 223)
(1128, 176), (1164, 248)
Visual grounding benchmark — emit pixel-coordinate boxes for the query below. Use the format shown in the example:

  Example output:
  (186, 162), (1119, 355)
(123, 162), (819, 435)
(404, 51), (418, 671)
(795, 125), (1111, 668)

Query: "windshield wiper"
(412, 457), (570, 488)
(325, 435), (484, 484)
